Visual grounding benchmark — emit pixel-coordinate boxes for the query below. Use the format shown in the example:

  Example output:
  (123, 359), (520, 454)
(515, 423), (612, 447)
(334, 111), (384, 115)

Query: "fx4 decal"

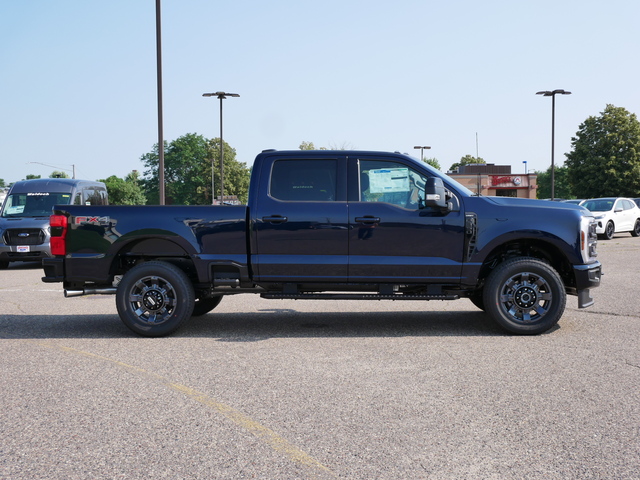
(75, 216), (110, 226)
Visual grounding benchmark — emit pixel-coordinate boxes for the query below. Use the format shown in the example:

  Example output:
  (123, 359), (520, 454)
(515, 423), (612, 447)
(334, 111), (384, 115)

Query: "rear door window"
(270, 159), (337, 201)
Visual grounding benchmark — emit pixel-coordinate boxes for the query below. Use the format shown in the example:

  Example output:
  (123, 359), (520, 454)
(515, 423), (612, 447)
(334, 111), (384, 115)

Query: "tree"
(535, 165), (573, 199)
(565, 104), (640, 198)
(448, 155), (486, 173)
(49, 170), (70, 179)
(100, 171), (147, 205)
(25, 174), (41, 180)
(141, 133), (251, 205)
(299, 141), (329, 150)
(424, 157), (441, 171)
(0, 179), (5, 188)
(207, 137), (251, 203)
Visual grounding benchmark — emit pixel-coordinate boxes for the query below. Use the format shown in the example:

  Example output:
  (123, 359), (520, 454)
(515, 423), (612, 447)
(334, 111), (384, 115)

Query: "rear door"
(347, 155), (465, 283)
(251, 155), (349, 282)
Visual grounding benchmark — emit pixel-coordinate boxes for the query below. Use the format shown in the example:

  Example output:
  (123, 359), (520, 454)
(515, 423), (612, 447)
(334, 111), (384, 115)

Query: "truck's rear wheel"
(192, 296), (222, 316)
(483, 257), (566, 335)
(116, 261), (194, 337)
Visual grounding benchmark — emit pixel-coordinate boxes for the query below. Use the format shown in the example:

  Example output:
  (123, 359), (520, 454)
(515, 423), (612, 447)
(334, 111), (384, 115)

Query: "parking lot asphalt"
(1, 235), (639, 479)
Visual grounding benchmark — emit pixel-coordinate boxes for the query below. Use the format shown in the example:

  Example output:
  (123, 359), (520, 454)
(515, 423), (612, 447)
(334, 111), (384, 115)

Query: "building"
(448, 164), (537, 198)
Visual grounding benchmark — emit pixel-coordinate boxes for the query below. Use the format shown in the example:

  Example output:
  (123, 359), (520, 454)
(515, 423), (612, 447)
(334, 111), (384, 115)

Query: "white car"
(580, 197), (640, 240)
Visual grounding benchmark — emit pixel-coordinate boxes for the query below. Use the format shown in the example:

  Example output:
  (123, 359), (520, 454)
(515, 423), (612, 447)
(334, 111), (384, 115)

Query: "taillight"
(49, 214), (68, 256)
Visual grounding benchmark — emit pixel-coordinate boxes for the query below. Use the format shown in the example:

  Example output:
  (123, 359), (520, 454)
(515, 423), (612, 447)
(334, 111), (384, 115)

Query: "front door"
(348, 156), (465, 283)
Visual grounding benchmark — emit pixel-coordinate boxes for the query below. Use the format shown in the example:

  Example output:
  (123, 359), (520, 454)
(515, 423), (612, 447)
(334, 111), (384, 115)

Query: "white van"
(0, 178), (108, 268)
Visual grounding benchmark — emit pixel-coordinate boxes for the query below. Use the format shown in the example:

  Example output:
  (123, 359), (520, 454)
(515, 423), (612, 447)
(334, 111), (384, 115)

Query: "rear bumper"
(573, 261), (602, 308)
(42, 257), (64, 283)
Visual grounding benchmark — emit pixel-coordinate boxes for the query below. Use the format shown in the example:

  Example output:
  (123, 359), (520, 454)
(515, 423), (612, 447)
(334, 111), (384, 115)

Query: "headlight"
(580, 216), (598, 263)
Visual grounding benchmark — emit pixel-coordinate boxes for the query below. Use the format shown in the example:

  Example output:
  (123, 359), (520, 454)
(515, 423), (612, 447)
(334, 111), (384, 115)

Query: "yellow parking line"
(33, 340), (337, 478)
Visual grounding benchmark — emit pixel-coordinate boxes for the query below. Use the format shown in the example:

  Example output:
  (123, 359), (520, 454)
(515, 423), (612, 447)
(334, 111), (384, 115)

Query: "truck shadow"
(0, 309), (547, 339)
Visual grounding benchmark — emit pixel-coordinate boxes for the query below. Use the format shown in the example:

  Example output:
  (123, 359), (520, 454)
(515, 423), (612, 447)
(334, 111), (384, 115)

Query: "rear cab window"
(269, 159), (338, 201)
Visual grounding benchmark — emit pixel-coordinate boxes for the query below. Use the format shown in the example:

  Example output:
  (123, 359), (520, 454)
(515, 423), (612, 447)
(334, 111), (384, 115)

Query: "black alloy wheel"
(483, 257), (566, 335)
(116, 261), (195, 337)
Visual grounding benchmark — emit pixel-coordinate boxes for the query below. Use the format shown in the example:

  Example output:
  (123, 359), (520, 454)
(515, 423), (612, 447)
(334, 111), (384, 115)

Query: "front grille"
(3, 228), (46, 246)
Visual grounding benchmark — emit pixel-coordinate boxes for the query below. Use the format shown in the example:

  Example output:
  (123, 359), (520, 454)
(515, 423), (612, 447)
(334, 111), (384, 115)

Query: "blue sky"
(1, 0), (639, 184)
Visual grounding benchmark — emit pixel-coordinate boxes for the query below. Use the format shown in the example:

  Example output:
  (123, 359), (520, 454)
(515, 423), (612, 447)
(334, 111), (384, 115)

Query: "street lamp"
(203, 91), (240, 204)
(413, 145), (431, 162)
(536, 89), (571, 200)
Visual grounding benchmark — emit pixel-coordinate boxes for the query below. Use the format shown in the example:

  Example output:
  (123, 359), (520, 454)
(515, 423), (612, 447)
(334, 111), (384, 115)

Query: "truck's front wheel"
(116, 261), (195, 337)
(483, 257), (566, 335)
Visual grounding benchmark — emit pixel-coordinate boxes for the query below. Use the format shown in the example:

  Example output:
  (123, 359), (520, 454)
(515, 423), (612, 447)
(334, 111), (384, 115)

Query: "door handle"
(355, 216), (380, 225)
(262, 215), (288, 224)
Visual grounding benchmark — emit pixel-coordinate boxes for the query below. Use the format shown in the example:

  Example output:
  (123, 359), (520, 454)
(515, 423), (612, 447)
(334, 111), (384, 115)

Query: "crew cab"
(42, 150), (602, 336)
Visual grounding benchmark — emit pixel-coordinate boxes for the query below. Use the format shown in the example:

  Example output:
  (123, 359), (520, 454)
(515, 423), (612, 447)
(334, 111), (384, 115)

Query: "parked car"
(580, 197), (640, 239)
(0, 178), (108, 268)
(561, 199), (585, 205)
(633, 198), (640, 208)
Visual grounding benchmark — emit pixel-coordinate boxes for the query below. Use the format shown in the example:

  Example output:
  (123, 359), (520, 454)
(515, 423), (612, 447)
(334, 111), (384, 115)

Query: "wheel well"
(477, 240), (574, 289)
(110, 238), (197, 281)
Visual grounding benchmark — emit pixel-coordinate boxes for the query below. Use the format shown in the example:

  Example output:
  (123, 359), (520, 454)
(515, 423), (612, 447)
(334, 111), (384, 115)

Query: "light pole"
(413, 145), (431, 162)
(156, 0), (165, 205)
(203, 91), (239, 204)
(536, 89), (571, 200)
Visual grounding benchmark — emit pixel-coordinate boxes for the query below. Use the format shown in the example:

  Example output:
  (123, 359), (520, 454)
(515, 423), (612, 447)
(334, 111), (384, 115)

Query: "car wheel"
(604, 221), (615, 240)
(116, 261), (194, 337)
(631, 219), (640, 237)
(483, 257), (566, 335)
(0, 260), (9, 270)
(192, 296), (223, 316)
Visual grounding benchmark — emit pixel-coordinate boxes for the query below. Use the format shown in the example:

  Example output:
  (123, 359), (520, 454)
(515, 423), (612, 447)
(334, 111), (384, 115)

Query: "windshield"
(1, 192), (72, 218)
(581, 199), (614, 212)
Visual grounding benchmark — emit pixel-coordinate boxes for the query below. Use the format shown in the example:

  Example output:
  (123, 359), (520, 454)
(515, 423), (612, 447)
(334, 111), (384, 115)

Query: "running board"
(261, 293), (459, 301)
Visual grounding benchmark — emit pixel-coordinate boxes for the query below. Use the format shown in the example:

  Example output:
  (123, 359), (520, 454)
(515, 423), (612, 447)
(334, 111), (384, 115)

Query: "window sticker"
(368, 168), (410, 194)
(6, 205), (25, 214)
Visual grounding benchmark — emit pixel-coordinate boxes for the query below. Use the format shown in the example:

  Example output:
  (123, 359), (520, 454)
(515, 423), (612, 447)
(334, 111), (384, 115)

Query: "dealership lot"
(1, 236), (639, 479)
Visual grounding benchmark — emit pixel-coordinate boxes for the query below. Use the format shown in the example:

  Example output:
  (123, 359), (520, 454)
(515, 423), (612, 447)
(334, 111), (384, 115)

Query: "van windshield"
(1, 192), (72, 218)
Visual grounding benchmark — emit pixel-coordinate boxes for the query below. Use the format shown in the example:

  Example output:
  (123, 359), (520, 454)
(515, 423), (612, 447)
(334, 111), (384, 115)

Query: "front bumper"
(0, 245), (52, 264)
(573, 261), (602, 308)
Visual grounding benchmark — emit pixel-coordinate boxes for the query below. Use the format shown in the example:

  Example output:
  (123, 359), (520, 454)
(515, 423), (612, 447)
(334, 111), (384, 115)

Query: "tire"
(631, 219), (640, 237)
(191, 296), (223, 317)
(116, 261), (195, 337)
(604, 221), (615, 240)
(483, 257), (566, 335)
(0, 260), (9, 270)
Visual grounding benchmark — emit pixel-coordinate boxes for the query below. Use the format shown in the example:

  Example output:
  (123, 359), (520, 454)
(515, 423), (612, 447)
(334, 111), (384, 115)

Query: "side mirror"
(424, 177), (449, 210)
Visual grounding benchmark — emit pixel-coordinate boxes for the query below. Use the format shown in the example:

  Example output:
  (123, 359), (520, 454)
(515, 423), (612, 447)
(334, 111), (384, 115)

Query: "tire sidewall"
(483, 257), (566, 335)
(605, 221), (615, 240)
(116, 261), (195, 337)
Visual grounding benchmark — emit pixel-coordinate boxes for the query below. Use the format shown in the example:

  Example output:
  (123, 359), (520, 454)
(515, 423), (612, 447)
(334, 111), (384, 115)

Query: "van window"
(1, 192), (72, 218)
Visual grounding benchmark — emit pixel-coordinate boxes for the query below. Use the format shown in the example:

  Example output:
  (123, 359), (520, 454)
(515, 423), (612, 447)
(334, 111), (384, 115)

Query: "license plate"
(17, 245), (30, 253)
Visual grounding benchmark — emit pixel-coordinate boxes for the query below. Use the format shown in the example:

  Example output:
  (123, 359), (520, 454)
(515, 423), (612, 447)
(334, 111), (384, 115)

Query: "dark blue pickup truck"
(42, 150), (602, 336)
